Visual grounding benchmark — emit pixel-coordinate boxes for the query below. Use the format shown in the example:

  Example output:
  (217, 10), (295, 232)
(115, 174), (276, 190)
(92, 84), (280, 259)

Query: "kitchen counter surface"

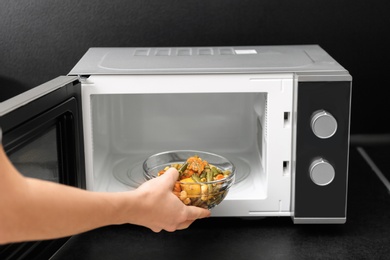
(51, 146), (390, 260)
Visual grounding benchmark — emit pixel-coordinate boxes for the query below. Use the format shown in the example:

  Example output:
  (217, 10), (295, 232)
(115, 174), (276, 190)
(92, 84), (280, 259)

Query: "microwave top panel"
(69, 45), (351, 80)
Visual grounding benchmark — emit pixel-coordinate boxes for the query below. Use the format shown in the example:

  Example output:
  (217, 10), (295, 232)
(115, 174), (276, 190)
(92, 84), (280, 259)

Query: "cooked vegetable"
(157, 155), (232, 209)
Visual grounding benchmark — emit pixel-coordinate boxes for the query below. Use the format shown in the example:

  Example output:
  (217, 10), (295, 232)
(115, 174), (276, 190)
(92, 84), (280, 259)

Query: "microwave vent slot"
(131, 47), (237, 57)
(219, 48), (234, 55)
(155, 49), (171, 56)
(134, 49), (151, 56)
(198, 48), (214, 55)
(177, 48), (192, 56)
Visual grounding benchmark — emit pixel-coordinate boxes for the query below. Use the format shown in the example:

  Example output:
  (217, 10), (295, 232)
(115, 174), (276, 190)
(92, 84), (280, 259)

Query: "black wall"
(1, 0), (389, 134)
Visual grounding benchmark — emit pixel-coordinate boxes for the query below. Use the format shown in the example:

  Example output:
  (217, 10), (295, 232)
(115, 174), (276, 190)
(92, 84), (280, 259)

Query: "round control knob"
(309, 158), (335, 186)
(311, 110), (337, 139)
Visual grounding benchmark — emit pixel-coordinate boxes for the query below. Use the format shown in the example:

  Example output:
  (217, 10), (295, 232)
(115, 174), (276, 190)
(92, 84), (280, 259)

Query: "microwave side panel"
(81, 73), (294, 216)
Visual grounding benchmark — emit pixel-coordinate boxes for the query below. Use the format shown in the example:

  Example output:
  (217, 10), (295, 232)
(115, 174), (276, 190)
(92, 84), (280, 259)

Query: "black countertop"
(51, 146), (390, 260)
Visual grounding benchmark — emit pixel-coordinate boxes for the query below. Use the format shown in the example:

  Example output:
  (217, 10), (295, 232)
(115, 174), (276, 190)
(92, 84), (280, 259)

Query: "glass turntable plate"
(113, 155), (250, 188)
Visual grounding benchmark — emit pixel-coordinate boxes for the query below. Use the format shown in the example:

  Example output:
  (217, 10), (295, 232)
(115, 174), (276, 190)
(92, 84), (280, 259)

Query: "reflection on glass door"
(8, 127), (59, 183)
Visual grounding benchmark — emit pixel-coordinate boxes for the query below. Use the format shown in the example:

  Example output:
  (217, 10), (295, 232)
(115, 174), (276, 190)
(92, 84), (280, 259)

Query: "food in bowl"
(143, 150), (235, 209)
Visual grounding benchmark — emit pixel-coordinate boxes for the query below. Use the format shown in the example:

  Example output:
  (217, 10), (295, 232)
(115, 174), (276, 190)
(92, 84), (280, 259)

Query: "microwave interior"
(83, 74), (293, 217)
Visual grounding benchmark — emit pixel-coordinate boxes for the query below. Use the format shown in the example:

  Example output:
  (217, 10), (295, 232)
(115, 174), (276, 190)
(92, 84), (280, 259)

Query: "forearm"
(0, 146), (134, 244)
(3, 178), (131, 243)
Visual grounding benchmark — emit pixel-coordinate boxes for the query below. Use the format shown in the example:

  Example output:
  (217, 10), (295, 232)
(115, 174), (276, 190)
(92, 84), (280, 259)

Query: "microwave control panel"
(294, 81), (351, 223)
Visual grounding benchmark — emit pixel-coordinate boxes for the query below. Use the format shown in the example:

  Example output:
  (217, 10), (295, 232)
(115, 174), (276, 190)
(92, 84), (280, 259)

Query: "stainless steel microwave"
(0, 45), (352, 226)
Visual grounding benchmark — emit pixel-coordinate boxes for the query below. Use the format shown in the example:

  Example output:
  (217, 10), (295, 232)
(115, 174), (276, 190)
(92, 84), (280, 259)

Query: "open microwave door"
(0, 76), (85, 260)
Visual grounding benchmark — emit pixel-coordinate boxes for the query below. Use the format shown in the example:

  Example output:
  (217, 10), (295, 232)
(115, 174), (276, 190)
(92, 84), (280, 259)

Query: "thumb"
(159, 167), (179, 189)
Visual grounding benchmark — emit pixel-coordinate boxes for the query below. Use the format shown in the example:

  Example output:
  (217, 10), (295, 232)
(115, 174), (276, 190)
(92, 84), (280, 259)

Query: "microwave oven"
(0, 45), (352, 226)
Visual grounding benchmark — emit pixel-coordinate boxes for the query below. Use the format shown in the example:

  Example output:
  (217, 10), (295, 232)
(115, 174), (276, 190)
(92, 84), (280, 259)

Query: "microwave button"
(309, 158), (335, 186)
(311, 110), (338, 139)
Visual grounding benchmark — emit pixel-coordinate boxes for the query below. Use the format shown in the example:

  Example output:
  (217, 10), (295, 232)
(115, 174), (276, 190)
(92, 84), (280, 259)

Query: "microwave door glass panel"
(9, 127), (59, 183)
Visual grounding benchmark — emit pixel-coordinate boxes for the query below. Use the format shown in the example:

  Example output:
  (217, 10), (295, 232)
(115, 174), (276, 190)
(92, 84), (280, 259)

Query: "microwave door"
(0, 75), (86, 259)
(0, 75), (85, 187)
(0, 76), (76, 117)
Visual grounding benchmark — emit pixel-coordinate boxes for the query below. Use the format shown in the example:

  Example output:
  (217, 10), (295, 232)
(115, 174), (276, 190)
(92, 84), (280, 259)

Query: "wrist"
(109, 191), (140, 226)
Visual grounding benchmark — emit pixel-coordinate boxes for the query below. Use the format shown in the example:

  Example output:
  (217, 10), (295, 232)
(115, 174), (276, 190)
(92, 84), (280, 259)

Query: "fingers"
(150, 206), (210, 232)
(176, 219), (195, 230)
(150, 220), (194, 233)
(173, 207), (210, 231)
(186, 206), (211, 220)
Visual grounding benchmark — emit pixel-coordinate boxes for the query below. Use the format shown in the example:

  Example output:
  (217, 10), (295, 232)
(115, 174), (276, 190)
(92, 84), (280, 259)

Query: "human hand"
(130, 167), (211, 232)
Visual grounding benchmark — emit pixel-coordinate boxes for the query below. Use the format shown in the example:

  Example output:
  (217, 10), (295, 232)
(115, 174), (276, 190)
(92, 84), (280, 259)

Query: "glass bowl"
(143, 150), (235, 209)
